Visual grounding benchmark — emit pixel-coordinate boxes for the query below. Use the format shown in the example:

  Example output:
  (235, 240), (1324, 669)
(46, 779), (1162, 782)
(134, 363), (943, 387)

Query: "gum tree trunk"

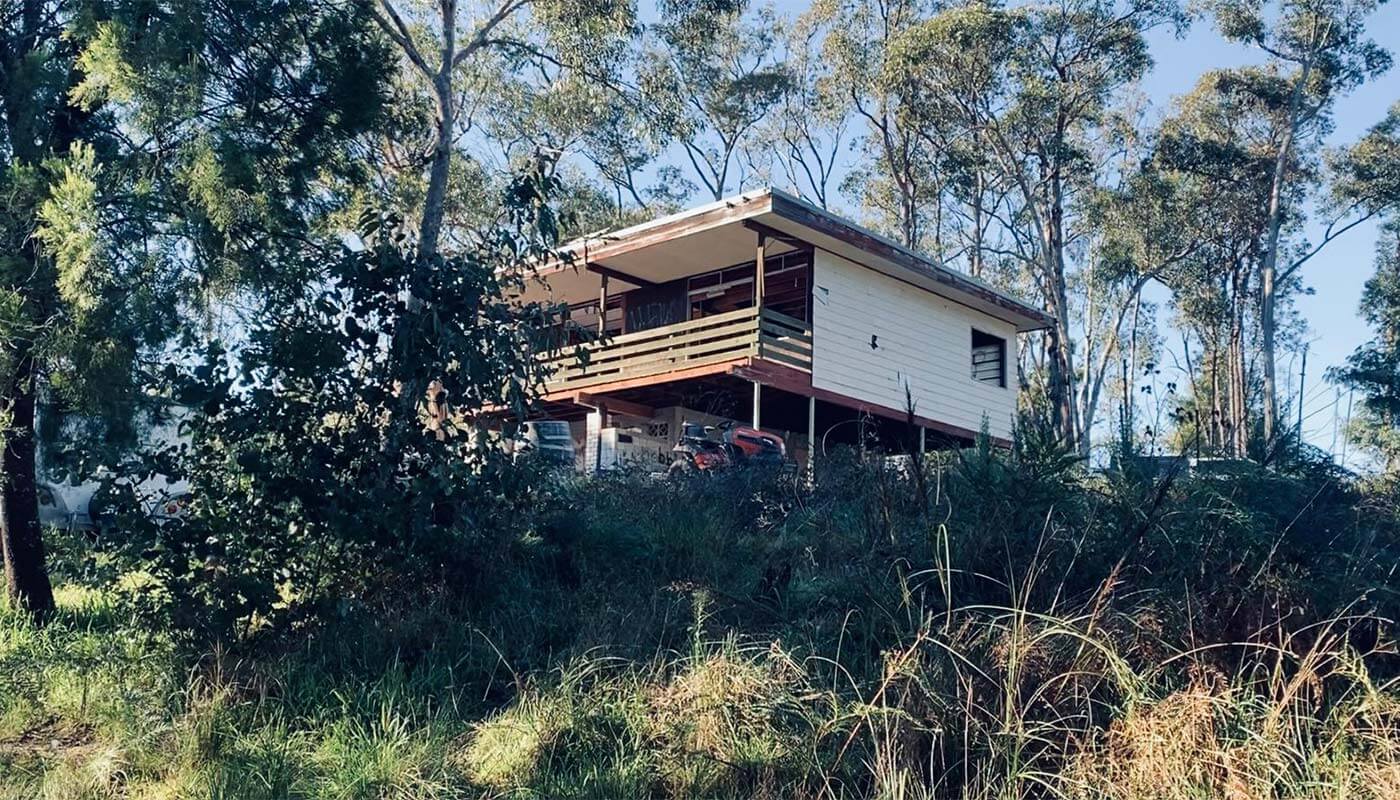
(1258, 56), (1313, 448)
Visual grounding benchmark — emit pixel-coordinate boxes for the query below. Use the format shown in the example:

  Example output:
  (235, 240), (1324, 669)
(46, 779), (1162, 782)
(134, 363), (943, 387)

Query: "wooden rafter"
(743, 219), (810, 249)
(587, 261), (656, 287)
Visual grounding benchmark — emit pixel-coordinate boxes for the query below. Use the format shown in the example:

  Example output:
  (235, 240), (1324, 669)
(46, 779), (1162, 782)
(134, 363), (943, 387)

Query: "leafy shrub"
(104, 174), (573, 638)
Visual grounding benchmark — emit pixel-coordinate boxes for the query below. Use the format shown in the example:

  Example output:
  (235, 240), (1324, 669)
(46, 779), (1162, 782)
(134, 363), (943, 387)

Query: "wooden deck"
(541, 307), (811, 395)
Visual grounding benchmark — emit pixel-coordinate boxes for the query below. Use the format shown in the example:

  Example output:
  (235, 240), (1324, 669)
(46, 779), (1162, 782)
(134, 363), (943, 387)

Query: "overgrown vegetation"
(5, 0), (1400, 796)
(5, 448), (1398, 798)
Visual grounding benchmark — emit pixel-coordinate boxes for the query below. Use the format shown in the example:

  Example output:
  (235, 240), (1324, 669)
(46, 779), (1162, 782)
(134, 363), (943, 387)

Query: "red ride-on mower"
(668, 420), (786, 475)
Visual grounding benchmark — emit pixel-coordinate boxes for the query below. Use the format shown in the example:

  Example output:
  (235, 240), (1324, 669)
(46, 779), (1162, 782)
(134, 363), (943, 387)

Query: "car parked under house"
(515, 188), (1054, 472)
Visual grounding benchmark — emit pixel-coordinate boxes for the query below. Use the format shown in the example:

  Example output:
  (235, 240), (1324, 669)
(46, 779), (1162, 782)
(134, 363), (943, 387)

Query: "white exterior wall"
(810, 250), (1018, 440)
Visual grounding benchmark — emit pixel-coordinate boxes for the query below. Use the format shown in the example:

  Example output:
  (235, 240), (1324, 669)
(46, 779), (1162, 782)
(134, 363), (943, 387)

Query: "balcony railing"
(541, 307), (812, 394)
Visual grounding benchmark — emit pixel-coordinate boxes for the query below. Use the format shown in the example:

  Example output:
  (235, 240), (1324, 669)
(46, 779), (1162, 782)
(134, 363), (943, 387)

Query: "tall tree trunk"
(1181, 331), (1199, 455)
(420, 76), (453, 261)
(1077, 272), (1099, 459)
(419, 0), (458, 264)
(969, 169), (985, 279)
(1259, 256), (1278, 445)
(1258, 58), (1313, 446)
(1, 352), (55, 616)
(1209, 342), (1223, 452)
(1079, 279), (1144, 459)
(1, 0), (69, 618)
(1045, 176), (1078, 450)
(1229, 290), (1247, 457)
(1126, 291), (1141, 444)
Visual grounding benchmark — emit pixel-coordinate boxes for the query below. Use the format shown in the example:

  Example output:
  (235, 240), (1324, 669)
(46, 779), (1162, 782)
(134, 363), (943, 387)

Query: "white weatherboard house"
(515, 188), (1053, 470)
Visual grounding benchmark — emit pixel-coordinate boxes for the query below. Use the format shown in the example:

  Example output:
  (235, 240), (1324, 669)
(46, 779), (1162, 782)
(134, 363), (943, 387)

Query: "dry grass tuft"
(1066, 656), (1400, 800)
(1067, 679), (1229, 800)
(647, 648), (801, 794)
(460, 691), (572, 790)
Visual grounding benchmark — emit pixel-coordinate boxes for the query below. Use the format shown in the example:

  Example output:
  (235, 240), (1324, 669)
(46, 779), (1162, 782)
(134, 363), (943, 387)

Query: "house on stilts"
(515, 188), (1053, 471)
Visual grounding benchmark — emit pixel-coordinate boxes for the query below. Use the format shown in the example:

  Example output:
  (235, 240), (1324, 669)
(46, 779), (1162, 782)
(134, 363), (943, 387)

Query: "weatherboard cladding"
(811, 250), (1018, 441)
(767, 190), (1053, 332)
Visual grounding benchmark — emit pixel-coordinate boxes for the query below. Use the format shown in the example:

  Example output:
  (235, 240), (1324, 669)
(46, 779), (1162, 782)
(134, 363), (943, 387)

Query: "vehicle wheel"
(668, 457), (695, 477)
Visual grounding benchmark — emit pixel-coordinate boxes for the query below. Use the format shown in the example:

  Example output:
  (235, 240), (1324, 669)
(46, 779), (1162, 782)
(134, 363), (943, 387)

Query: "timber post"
(598, 272), (608, 336)
(752, 382), (762, 431)
(755, 231), (766, 307)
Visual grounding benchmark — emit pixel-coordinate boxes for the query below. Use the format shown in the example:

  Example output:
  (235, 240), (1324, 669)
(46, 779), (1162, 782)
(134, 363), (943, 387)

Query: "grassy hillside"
(3, 449), (1399, 798)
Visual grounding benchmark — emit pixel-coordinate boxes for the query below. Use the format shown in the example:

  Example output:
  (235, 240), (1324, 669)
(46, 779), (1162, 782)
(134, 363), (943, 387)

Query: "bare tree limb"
(370, 0), (434, 78)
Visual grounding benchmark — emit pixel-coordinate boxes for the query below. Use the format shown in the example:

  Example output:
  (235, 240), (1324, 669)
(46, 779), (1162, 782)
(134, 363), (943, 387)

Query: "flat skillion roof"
(529, 187), (1054, 332)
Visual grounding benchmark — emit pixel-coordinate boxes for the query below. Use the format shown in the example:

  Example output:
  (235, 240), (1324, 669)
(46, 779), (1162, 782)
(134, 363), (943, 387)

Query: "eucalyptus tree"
(1324, 105), (1400, 469)
(1329, 102), (1400, 213)
(1330, 221), (1400, 472)
(578, 96), (667, 213)
(366, 0), (639, 258)
(477, 35), (671, 221)
(808, 0), (939, 249)
(639, 1), (789, 202)
(882, 3), (1022, 275)
(1152, 67), (1397, 458)
(1078, 156), (1204, 454)
(1206, 0), (1392, 446)
(1159, 221), (1262, 458)
(752, 9), (850, 209)
(0, 0), (391, 615)
(1146, 71), (1284, 456)
(883, 0), (1185, 452)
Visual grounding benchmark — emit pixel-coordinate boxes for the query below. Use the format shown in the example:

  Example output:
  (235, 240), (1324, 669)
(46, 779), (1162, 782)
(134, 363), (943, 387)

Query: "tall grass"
(2, 453), (1397, 798)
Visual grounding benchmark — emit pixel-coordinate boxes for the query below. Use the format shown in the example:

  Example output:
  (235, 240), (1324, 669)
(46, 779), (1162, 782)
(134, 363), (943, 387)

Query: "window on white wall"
(971, 329), (1006, 387)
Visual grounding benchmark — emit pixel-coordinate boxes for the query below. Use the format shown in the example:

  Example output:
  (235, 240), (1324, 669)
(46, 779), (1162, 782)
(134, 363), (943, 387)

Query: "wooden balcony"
(541, 307), (812, 395)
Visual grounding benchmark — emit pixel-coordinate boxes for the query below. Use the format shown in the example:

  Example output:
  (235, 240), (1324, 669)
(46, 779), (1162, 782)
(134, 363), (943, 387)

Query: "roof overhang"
(521, 188), (1054, 332)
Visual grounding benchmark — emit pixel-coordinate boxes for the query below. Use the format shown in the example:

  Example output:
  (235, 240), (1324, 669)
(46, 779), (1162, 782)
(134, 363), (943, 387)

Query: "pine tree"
(0, 0), (390, 617)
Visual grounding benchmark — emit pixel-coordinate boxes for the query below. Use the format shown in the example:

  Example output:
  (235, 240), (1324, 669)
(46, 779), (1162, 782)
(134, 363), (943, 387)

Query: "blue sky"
(743, 0), (1399, 462)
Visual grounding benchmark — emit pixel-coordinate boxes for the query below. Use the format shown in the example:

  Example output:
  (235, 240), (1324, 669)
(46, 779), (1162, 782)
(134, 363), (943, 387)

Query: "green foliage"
(1147, 64), (1310, 458)
(1205, 0), (1392, 94)
(5, 453), (1399, 797)
(642, 0), (791, 200)
(1330, 101), (1400, 213)
(36, 143), (105, 315)
(5, 0), (396, 409)
(111, 174), (573, 636)
(3, 1), (402, 617)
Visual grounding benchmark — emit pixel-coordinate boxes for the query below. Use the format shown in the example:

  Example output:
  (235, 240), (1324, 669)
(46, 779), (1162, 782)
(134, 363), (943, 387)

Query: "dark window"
(971, 329), (1006, 387)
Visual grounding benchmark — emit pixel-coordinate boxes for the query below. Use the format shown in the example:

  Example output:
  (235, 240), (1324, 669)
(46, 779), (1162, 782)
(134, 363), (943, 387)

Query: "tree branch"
(370, 0), (434, 77)
(1279, 206), (1379, 282)
(452, 0), (529, 68)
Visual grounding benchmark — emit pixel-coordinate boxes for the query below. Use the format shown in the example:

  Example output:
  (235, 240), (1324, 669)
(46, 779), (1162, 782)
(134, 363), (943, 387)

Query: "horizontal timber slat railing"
(757, 308), (812, 373)
(541, 306), (812, 394)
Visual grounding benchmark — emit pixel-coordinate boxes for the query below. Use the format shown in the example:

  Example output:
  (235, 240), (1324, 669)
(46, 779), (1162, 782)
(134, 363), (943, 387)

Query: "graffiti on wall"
(624, 279), (688, 332)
